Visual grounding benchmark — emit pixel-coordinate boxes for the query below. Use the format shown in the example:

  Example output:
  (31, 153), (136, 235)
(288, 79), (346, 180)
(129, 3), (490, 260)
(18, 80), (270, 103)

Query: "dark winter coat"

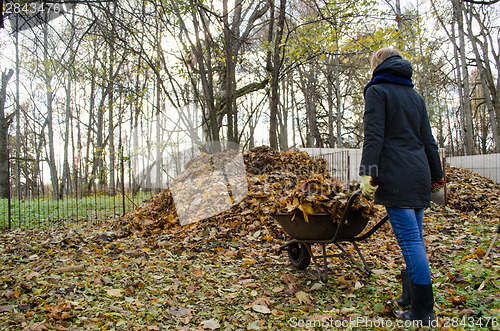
(359, 55), (443, 208)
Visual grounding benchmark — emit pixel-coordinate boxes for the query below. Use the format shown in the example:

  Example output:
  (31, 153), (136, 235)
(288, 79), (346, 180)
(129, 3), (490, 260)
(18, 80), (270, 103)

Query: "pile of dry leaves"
(445, 165), (500, 214)
(115, 146), (379, 238)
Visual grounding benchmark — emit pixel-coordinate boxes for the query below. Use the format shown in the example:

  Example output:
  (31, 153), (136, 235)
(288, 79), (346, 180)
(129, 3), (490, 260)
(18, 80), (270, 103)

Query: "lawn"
(0, 192), (155, 229)
(0, 201), (498, 330)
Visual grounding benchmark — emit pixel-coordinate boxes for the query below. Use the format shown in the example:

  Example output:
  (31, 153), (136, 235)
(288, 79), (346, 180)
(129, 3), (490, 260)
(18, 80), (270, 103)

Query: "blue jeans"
(386, 207), (432, 285)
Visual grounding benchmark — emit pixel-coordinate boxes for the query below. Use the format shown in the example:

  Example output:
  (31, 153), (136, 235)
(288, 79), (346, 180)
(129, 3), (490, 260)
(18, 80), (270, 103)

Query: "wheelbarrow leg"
(351, 242), (371, 274)
(304, 243), (329, 283)
(334, 242), (371, 275)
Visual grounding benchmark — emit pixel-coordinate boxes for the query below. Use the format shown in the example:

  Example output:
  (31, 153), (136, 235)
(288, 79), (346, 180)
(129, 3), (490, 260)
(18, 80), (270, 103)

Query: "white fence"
(300, 148), (362, 183)
(447, 153), (500, 183)
(300, 148), (500, 184)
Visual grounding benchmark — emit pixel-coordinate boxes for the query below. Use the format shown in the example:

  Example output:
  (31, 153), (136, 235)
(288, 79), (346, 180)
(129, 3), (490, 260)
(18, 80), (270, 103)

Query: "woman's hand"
(431, 178), (445, 193)
(361, 175), (378, 195)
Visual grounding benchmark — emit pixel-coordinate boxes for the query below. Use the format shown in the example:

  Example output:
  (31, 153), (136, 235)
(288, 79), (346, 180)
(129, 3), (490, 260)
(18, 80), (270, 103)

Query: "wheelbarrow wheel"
(288, 243), (311, 270)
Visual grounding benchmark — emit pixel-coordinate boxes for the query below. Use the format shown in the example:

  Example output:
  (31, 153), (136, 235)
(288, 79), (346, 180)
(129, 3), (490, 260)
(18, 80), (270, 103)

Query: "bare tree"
(0, 69), (14, 199)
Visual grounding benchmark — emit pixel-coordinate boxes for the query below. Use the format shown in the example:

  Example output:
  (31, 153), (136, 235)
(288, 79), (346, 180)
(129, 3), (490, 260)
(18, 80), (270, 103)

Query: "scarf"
(363, 73), (414, 98)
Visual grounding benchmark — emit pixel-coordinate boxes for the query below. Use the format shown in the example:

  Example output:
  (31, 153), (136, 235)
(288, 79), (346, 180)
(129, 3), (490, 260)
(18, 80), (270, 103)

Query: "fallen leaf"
(106, 288), (123, 297)
(22, 320), (48, 331)
(0, 306), (14, 313)
(200, 318), (221, 329)
(169, 307), (191, 317)
(380, 302), (394, 316)
(280, 273), (297, 284)
(458, 308), (476, 317)
(310, 282), (323, 291)
(473, 247), (486, 258)
(449, 295), (467, 305)
(252, 304), (271, 314)
(272, 286), (284, 293)
(25, 271), (41, 280)
(53, 265), (85, 273)
(296, 291), (312, 305)
(253, 297), (271, 307)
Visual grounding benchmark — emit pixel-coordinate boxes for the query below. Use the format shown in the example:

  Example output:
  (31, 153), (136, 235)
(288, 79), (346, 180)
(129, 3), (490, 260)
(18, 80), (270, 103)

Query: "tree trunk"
(326, 57), (335, 148)
(269, 0), (286, 150)
(453, 0), (475, 155)
(0, 69), (14, 199)
(43, 18), (60, 199)
(335, 55), (343, 148)
(464, 3), (500, 152)
(60, 76), (72, 199)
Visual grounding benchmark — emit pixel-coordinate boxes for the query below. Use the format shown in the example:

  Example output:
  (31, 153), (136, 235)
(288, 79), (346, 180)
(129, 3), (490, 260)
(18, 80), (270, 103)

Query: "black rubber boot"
(395, 280), (436, 327)
(394, 269), (411, 308)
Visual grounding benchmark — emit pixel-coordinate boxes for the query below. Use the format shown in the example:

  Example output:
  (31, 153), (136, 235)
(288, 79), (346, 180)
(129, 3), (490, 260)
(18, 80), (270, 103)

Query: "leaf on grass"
(253, 297), (271, 307)
(380, 302), (394, 316)
(473, 247), (486, 258)
(252, 304), (271, 314)
(479, 298), (493, 305)
(53, 265), (85, 273)
(449, 295), (467, 305)
(340, 307), (356, 314)
(192, 267), (205, 278)
(310, 282), (323, 291)
(272, 286), (284, 293)
(106, 288), (123, 297)
(295, 291), (312, 305)
(3, 290), (16, 299)
(0, 306), (15, 313)
(280, 273), (297, 284)
(169, 307), (191, 318)
(200, 318), (221, 329)
(22, 320), (48, 331)
(458, 308), (476, 317)
(25, 271), (41, 280)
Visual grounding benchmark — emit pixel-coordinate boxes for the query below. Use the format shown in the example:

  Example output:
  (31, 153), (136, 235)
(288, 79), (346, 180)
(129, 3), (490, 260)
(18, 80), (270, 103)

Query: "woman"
(359, 47), (444, 327)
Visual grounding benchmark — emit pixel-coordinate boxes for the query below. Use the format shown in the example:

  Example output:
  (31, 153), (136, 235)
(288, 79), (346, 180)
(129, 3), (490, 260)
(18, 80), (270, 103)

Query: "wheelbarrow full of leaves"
(273, 190), (389, 282)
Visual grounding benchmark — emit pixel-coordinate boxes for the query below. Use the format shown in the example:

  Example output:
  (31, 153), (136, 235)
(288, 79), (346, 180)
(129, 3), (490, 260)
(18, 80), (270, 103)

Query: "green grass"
(0, 192), (155, 228)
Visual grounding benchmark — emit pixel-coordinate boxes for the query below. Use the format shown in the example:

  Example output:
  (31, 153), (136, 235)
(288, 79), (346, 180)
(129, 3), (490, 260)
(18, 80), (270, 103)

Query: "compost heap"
(116, 146), (380, 238)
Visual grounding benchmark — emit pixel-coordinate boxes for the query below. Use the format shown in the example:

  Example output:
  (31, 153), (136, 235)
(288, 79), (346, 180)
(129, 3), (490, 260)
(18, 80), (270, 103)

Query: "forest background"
(0, 0), (499, 205)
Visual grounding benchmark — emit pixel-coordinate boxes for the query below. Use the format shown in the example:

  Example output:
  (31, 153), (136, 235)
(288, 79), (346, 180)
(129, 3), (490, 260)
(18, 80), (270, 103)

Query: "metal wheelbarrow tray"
(273, 190), (389, 282)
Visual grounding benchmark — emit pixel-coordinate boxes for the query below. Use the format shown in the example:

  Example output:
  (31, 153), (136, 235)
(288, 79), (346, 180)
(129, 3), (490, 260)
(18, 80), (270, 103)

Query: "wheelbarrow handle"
(331, 190), (363, 241)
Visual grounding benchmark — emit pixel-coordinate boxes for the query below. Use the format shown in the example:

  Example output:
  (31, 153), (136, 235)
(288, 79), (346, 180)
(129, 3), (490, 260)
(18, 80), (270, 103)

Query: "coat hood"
(372, 55), (413, 80)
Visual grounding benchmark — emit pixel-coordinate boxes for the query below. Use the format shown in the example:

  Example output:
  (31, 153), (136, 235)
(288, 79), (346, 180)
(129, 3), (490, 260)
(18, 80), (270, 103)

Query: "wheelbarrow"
(272, 190), (389, 282)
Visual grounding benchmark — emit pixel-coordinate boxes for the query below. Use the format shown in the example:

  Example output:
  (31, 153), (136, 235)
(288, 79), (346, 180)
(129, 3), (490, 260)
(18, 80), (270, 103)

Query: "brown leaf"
(458, 308), (476, 317)
(192, 267), (205, 278)
(3, 290), (15, 299)
(253, 297), (272, 307)
(20, 283), (33, 290)
(200, 318), (221, 329)
(252, 304), (271, 314)
(296, 291), (313, 305)
(473, 247), (486, 258)
(0, 306), (15, 313)
(125, 285), (135, 295)
(25, 271), (41, 281)
(449, 295), (467, 305)
(53, 264), (85, 273)
(380, 302), (394, 317)
(22, 320), (48, 331)
(280, 273), (297, 284)
(106, 288), (123, 297)
(169, 307), (191, 318)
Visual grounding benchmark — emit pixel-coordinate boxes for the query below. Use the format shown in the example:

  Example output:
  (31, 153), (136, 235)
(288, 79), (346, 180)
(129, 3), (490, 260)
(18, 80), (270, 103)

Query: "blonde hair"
(370, 47), (403, 73)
